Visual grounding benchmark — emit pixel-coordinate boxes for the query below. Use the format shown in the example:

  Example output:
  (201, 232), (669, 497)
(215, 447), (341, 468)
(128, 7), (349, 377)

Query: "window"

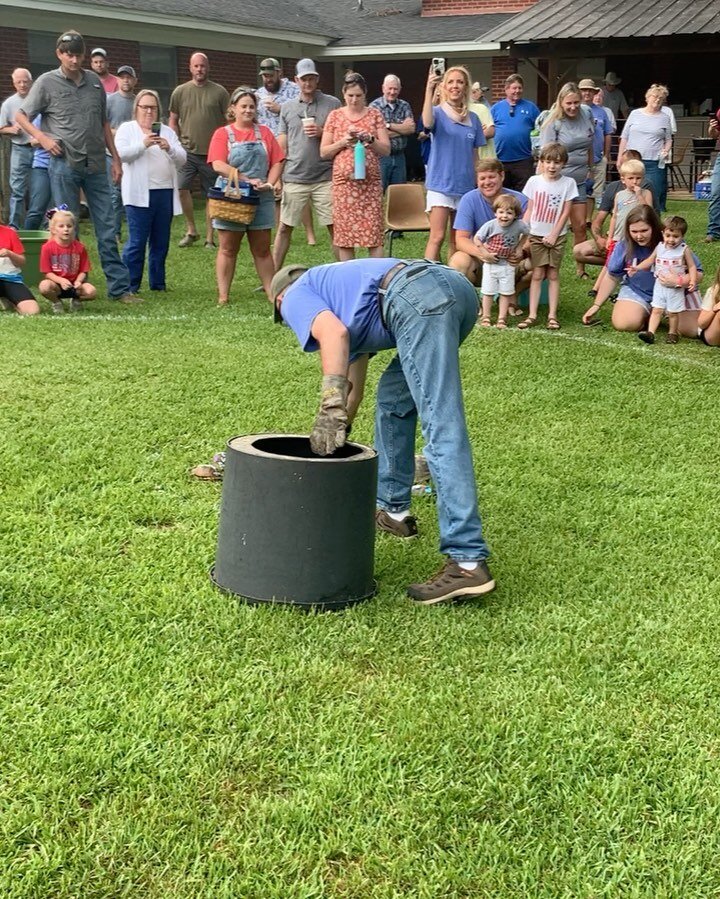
(27, 31), (60, 78)
(140, 44), (177, 119)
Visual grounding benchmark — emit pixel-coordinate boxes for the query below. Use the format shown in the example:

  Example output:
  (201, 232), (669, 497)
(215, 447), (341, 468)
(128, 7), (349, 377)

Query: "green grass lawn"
(2, 200), (720, 897)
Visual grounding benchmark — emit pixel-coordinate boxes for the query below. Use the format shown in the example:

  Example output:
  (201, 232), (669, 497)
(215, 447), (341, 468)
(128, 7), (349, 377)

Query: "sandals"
(517, 317), (537, 330)
(496, 319), (508, 330)
(578, 272), (590, 281)
(217, 298), (229, 307)
(507, 304), (523, 317)
(665, 333), (679, 345)
(478, 316), (492, 328)
(547, 318), (561, 331)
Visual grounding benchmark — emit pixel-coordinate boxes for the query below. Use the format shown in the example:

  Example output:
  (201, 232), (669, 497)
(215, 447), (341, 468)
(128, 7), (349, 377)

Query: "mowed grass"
(1, 200), (720, 898)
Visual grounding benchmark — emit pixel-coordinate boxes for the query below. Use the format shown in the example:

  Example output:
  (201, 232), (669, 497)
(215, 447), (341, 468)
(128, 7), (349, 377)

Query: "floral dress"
(324, 106), (385, 249)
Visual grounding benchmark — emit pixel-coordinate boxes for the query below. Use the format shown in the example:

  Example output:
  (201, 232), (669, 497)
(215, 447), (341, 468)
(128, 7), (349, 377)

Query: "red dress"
(324, 107), (385, 249)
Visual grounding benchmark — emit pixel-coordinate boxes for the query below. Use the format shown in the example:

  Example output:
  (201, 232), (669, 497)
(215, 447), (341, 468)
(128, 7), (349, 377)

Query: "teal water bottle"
(354, 140), (366, 180)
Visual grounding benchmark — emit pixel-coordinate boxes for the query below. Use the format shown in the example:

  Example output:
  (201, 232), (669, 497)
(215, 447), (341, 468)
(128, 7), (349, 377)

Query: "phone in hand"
(431, 57), (446, 78)
(151, 122), (161, 136)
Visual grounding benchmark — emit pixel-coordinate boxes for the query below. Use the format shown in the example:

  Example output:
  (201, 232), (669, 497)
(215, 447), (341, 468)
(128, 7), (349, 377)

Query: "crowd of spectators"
(0, 36), (719, 344)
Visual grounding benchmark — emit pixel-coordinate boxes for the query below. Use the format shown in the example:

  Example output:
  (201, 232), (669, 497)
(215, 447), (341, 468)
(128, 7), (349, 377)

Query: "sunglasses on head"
(344, 73), (366, 86)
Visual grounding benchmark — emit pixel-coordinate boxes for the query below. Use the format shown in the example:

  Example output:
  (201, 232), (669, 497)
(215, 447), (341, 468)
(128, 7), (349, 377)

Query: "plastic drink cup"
(303, 116), (316, 134)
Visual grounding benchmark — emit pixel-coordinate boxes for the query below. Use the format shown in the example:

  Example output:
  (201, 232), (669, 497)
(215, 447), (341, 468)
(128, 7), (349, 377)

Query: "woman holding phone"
(422, 62), (485, 261)
(115, 89), (187, 293)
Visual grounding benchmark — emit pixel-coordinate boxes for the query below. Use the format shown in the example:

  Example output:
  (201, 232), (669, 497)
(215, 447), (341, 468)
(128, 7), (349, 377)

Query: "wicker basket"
(208, 168), (259, 225)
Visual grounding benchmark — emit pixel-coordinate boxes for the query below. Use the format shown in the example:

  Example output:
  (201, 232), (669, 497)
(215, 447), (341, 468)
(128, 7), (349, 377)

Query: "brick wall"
(175, 47), (257, 93)
(490, 55), (520, 101)
(82, 36), (142, 79)
(422, 0), (536, 15)
(0, 27), (28, 92)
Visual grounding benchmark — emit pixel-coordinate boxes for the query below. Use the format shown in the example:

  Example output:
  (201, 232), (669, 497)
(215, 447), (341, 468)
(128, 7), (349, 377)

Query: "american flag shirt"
(523, 174), (578, 237)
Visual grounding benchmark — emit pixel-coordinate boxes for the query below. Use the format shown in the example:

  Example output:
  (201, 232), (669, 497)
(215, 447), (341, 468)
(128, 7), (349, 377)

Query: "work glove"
(310, 375), (350, 456)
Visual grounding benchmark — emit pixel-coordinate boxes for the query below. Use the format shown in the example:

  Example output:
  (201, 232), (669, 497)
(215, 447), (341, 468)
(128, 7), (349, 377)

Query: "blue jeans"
(707, 154), (720, 239)
(9, 144), (34, 229)
(377, 263), (488, 561)
(379, 152), (407, 192)
(24, 166), (52, 230)
(106, 155), (124, 240)
(48, 156), (131, 298)
(643, 159), (667, 213)
(122, 190), (173, 292)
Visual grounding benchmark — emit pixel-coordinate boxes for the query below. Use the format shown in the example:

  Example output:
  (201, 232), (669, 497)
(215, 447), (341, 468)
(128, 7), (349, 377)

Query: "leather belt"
(379, 262), (408, 292)
(377, 261), (434, 329)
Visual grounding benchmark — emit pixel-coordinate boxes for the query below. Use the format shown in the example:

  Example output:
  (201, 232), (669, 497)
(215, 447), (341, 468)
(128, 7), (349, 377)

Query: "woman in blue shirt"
(583, 205), (702, 335)
(421, 64), (485, 261)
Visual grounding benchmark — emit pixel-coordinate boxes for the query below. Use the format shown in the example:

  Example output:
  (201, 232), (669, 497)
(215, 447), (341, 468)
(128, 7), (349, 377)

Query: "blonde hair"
(439, 65), (471, 116)
(542, 82), (582, 129)
(647, 83), (669, 102)
(619, 159), (645, 177)
(133, 89), (163, 120)
(49, 209), (76, 232)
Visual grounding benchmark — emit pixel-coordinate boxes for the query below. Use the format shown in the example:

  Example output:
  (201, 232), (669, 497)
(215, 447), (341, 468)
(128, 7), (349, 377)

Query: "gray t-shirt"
(620, 110), (672, 161)
(475, 218), (529, 265)
(106, 92), (135, 129)
(279, 91), (341, 183)
(540, 107), (595, 186)
(20, 67), (108, 172)
(0, 93), (32, 145)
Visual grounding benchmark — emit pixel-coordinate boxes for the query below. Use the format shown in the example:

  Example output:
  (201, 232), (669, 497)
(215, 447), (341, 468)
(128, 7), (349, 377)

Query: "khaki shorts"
(529, 233), (567, 269)
(592, 157), (607, 202)
(281, 181), (333, 227)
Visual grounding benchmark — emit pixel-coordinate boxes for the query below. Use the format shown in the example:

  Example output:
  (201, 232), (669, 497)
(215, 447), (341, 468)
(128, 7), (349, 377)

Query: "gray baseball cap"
(296, 58), (319, 78)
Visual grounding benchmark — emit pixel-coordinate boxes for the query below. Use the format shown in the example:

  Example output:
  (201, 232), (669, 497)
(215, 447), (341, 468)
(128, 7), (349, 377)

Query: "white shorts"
(481, 263), (515, 297)
(652, 284), (686, 314)
(425, 189), (461, 212)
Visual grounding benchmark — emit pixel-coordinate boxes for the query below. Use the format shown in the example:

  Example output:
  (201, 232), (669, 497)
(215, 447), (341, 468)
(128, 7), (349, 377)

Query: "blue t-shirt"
(608, 242), (702, 302)
(453, 188), (527, 234)
(589, 105), (614, 163)
(491, 98), (540, 163)
(281, 259), (398, 355)
(425, 106), (485, 197)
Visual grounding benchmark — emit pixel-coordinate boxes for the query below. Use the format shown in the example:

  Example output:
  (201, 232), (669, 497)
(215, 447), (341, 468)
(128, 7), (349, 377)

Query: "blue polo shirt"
(453, 188), (527, 234)
(590, 105), (614, 163)
(281, 259), (399, 355)
(491, 98), (540, 163)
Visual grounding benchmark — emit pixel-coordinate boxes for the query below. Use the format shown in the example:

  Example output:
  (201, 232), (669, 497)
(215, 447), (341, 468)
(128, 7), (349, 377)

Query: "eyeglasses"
(138, 105), (158, 110)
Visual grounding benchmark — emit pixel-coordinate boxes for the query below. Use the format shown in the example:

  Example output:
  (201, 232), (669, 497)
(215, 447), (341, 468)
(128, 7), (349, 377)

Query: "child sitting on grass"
(474, 193), (529, 330)
(38, 208), (96, 314)
(519, 142), (577, 330)
(0, 220), (40, 316)
(632, 215), (698, 345)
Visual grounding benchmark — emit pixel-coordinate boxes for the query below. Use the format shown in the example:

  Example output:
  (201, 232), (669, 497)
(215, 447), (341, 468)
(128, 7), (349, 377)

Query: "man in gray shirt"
(0, 68), (34, 229)
(273, 58), (340, 270)
(106, 64), (137, 241)
(15, 30), (140, 303)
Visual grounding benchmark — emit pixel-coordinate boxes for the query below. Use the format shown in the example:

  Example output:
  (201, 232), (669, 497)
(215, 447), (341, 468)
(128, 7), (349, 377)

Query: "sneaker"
(414, 453), (431, 484)
(69, 297), (83, 312)
(51, 301), (64, 315)
(407, 559), (495, 605)
(638, 330), (655, 344)
(178, 233), (199, 248)
(375, 509), (418, 539)
(117, 292), (144, 304)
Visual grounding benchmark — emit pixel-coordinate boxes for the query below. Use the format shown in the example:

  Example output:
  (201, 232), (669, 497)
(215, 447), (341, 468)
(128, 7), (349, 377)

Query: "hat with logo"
(117, 65), (137, 78)
(91, 47), (108, 58)
(604, 71), (622, 85)
(56, 31), (85, 53)
(578, 78), (598, 90)
(259, 57), (281, 73)
(296, 58), (319, 78)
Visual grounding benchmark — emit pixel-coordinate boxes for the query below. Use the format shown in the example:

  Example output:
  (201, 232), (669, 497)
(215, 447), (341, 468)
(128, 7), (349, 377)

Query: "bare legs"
(570, 201), (588, 276)
(424, 206), (455, 262)
(215, 230), (242, 304)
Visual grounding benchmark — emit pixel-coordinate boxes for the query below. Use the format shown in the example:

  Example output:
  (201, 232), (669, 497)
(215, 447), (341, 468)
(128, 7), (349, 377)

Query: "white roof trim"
(319, 42), (501, 59)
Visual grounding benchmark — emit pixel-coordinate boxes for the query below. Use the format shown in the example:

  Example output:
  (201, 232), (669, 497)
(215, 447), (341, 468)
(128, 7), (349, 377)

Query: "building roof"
(300, 0), (508, 48)
(74, 0), (337, 39)
(480, 0), (720, 42)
